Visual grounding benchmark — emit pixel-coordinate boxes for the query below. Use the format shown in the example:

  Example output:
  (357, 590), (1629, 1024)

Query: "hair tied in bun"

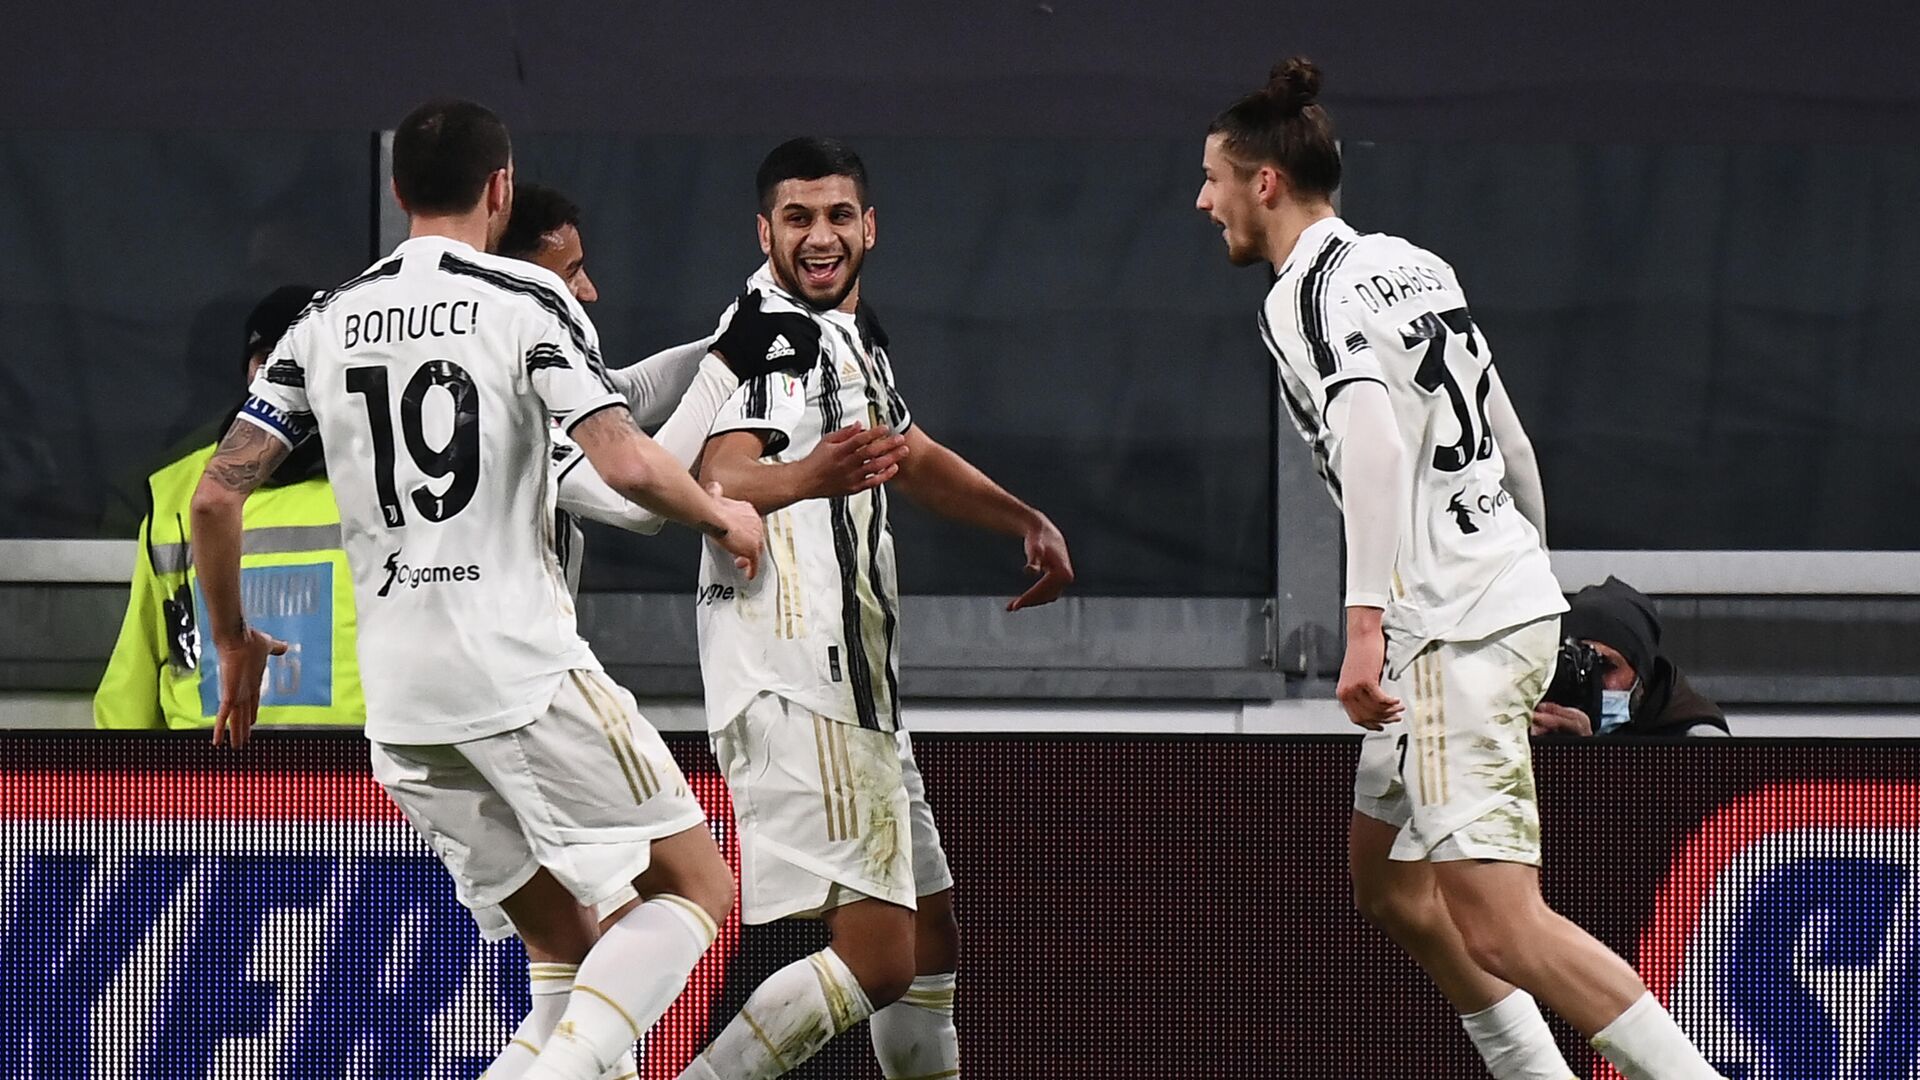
(1265, 56), (1322, 115)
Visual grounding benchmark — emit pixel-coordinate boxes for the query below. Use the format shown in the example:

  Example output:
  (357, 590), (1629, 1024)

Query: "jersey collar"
(388, 234), (481, 261)
(1275, 215), (1354, 278)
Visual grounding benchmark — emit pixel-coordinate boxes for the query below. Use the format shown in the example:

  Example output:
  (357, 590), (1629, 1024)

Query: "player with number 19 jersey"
(238, 235), (624, 745)
(1260, 216), (1565, 676)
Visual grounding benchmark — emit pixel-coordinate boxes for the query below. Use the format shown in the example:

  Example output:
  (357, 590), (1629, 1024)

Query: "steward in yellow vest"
(94, 286), (365, 731)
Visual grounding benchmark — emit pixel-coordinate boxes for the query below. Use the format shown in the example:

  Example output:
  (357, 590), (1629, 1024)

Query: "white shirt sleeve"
(707, 365), (808, 456)
(1483, 366), (1547, 538)
(606, 336), (716, 428)
(521, 291), (625, 434)
(1325, 379), (1408, 610)
(650, 354), (744, 466)
(236, 320), (319, 447)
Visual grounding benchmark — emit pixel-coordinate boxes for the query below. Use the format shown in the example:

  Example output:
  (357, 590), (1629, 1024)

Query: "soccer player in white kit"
(490, 182), (912, 1076)
(1196, 60), (1726, 1080)
(189, 99), (766, 1080)
(674, 137), (1075, 1080)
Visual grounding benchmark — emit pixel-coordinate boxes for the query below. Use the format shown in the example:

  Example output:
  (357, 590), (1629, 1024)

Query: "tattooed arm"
(189, 418), (291, 746)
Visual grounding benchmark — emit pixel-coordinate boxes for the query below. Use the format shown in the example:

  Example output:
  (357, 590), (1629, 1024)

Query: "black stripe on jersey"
(1297, 237), (1354, 379)
(314, 259), (402, 314)
(561, 399), (626, 437)
(554, 507), (574, 577)
(264, 357), (305, 388)
(438, 252), (619, 395)
(837, 323), (903, 728)
(525, 342), (570, 374)
(743, 373), (771, 420)
(275, 261), (401, 358)
(815, 346), (883, 731)
(876, 348), (912, 430)
(1325, 375), (1386, 404)
(1259, 304), (1342, 501)
(866, 481), (902, 728)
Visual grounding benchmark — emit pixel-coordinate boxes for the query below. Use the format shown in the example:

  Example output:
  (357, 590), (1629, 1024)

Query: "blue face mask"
(1598, 688), (1633, 734)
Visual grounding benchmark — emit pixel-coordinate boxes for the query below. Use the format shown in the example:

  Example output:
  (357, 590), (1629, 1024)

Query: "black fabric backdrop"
(4, 2), (1920, 576)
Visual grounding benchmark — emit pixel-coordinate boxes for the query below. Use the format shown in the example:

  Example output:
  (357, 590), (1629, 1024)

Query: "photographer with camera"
(1533, 576), (1729, 738)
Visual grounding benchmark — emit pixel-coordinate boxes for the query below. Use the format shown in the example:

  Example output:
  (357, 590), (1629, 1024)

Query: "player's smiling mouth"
(799, 253), (844, 287)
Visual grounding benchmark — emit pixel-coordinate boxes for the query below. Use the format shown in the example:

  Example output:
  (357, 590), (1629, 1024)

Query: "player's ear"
(1257, 164), (1288, 208)
(757, 214), (773, 256)
(861, 206), (876, 252)
(487, 169), (512, 217)
(390, 177), (408, 215)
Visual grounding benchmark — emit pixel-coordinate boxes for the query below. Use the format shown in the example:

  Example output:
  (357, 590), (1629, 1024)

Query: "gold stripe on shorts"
(579, 672), (652, 803)
(813, 714), (859, 841)
(831, 720), (859, 839)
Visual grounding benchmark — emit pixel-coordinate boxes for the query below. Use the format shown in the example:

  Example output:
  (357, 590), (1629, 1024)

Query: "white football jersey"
(1260, 216), (1565, 673)
(695, 266), (912, 734)
(239, 235), (625, 745)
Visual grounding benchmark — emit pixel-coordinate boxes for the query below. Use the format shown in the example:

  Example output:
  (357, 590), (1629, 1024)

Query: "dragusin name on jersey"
(1351, 263), (1448, 313)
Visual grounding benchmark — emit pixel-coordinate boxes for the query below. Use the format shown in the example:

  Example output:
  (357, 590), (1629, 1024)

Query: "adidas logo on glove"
(766, 335), (795, 363)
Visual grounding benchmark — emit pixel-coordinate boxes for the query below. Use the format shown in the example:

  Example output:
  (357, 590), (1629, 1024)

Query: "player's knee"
(842, 946), (915, 1007)
(668, 849), (735, 928)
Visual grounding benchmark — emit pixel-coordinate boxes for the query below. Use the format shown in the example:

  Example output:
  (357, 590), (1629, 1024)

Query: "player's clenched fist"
(710, 290), (822, 379)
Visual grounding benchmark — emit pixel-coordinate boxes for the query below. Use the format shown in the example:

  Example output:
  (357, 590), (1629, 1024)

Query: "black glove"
(710, 290), (821, 379)
(855, 299), (889, 351)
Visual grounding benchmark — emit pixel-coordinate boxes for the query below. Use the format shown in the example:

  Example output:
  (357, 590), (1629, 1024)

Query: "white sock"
(870, 972), (959, 1079)
(526, 895), (719, 1080)
(677, 947), (873, 1079)
(1460, 990), (1574, 1079)
(485, 961), (580, 1079)
(1591, 992), (1724, 1080)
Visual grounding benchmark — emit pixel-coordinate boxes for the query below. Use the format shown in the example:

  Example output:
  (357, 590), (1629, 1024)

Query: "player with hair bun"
(1198, 58), (1726, 1080)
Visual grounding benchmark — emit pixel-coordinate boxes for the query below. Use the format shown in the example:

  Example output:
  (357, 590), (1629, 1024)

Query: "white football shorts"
(713, 692), (953, 924)
(1353, 616), (1559, 865)
(371, 668), (707, 941)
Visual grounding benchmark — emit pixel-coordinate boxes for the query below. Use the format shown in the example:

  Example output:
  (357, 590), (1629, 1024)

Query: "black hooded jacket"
(1563, 576), (1729, 738)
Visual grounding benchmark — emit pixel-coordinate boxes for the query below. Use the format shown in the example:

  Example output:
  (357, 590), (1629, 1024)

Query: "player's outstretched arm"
(1484, 366), (1547, 538)
(189, 418), (292, 747)
(699, 425), (908, 516)
(570, 404), (764, 577)
(890, 425), (1074, 611)
(605, 336), (714, 428)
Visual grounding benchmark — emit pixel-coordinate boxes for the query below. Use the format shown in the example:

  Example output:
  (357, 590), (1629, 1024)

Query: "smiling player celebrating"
(677, 137), (1074, 1080)
(1196, 59), (1725, 1080)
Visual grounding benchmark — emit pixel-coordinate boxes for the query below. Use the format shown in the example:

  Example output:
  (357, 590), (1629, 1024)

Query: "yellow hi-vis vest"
(93, 444), (365, 730)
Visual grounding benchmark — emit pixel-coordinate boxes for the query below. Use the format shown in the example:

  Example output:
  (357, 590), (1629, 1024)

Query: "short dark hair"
(392, 99), (512, 215)
(755, 137), (869, 213)
(1208, 57), (1341, 198)
(497, 183), (582, 259)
